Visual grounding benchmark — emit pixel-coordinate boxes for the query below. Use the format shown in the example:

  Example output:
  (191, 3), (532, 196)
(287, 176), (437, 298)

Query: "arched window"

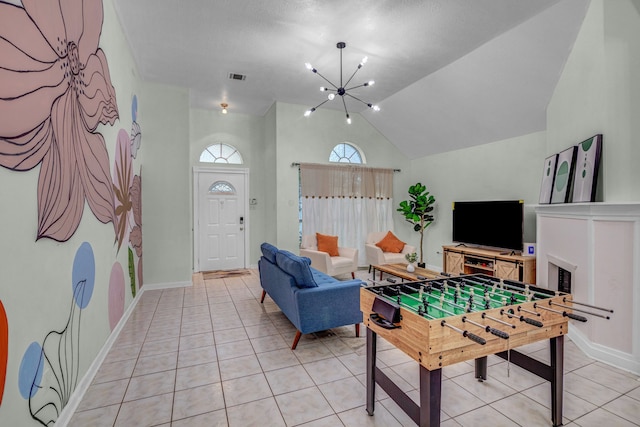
(329, 142), (364, 164)
(200, 143), (243, 164)
(209, 181), (236, 195)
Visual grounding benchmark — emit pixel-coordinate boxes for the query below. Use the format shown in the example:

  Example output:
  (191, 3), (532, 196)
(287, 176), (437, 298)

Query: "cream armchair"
(365, 231), (416, 269)
(299, 235), (358, 279)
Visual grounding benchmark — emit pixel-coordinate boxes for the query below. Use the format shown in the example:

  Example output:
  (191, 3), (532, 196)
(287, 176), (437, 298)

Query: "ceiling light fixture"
(221, 103), (228, 114)
(304, 42), (380, 124)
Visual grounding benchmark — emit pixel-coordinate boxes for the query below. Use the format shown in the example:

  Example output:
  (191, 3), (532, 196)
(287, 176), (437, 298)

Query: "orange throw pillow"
(375, 231), (405, 253)
(316, 233), (340, 256)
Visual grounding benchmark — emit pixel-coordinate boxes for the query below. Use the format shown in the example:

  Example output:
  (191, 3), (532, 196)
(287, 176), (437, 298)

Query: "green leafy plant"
(397, 183), (436, 264)
(405, 252), (418, 264)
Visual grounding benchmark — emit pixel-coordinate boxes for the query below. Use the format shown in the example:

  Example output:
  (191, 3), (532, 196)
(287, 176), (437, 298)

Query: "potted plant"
(397, 183), (436, 267)
(405, 252), (418, 272)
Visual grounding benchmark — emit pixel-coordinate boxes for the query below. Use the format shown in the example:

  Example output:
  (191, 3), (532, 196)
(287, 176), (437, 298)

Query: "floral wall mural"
(0, 0), (119, 243)
(0, 0), (145, 424)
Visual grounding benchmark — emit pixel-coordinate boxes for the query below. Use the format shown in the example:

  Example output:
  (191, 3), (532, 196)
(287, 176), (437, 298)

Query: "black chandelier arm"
(310, 98), (332, 111)
(343, 64), (362, 89)
(345, 92), (373, 108)
(342, 96), (350, 117)
(345, 81), (372, 91)
(313, 69), (338, 90)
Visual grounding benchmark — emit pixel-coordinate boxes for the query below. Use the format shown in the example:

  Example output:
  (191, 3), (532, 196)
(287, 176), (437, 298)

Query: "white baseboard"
(568, 327), (640, 376)
(143, 280), (192, 290)
(55, 279), (192, 426)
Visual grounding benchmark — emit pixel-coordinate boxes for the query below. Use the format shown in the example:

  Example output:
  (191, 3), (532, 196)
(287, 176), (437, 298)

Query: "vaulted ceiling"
(113, 0), (590, 157)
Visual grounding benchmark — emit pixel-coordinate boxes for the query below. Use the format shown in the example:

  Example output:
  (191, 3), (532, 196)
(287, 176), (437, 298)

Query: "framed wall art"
(571, 134), (603, 203)
(550, 146), (577, 204)
(539, 153), (558, 204)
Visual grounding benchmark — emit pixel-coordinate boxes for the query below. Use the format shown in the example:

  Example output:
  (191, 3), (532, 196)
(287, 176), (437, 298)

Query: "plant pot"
(417, 262), (426, 269)
(407, 263), (415, 273)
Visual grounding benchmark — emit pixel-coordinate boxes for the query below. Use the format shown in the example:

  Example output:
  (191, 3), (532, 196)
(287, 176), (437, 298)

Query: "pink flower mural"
(0, 0), (119, 242)
(113, 129), (133, 252)
(130, 171), (143, 288)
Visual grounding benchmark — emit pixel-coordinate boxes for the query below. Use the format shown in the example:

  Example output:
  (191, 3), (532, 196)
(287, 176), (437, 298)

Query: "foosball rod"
(462, 316), (510, 339)
(562, 297), (614, 313)
(533, 303), (588, 322)
(500, 309), (544, 327)
(549, 301), (611, 319)
(400, 285), (512, 338)
(440, 320), (486, 345)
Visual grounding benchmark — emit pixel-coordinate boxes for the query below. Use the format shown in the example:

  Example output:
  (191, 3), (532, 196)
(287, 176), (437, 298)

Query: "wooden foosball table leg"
(366, 327), (376, 416)
(366, 327), (442, 427)
(550, 335), (564, 427)
(474, 356), (488, 381)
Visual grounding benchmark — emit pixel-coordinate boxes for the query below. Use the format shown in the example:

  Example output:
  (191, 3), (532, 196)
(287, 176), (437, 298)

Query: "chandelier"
(304, 42), (380, 124)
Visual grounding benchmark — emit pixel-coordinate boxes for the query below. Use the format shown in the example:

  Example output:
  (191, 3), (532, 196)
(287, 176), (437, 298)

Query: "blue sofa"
(258, 242), (363, 349)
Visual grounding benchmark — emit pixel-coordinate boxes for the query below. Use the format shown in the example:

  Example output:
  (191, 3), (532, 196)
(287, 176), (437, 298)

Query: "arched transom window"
(209, 181), (236, 195)
(200, 143), (243, 164)
(329, 142), (364, 164)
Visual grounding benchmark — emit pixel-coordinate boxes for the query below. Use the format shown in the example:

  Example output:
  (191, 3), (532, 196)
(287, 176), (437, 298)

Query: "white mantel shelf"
(535, 202), (640, 375)
(535, 202), (640, 217)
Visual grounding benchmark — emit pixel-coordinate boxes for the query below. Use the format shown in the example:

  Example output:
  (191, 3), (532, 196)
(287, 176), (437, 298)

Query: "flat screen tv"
(452, 200), (524, 251)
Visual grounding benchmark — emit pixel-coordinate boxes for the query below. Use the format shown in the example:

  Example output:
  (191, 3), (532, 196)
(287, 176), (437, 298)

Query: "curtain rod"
(291, 162), (400, 172)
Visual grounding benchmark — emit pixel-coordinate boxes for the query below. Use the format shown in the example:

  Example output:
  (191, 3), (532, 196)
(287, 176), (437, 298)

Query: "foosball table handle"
(488, 327), (510, 340)
(564, 312), (588, 322)
(521, 316), (544, 328)
(463, 331), (486, 345)
(369, 313), (400, 330)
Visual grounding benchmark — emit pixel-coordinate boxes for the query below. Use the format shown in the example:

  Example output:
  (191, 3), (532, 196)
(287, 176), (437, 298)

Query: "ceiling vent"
(228, 73), (246, 81)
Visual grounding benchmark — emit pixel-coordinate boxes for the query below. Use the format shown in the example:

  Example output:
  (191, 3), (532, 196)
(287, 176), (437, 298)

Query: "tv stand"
(442, 245), (536, 284)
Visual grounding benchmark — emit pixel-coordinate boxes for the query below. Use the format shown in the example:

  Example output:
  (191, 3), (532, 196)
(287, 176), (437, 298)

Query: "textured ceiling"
(113, 0), (589, 157)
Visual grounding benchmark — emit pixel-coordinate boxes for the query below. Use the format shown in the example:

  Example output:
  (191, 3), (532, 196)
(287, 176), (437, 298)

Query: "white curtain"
(300, 163), (395, 266)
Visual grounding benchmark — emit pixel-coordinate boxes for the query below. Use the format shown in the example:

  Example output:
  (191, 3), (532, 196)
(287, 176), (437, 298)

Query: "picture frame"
(538, 153), (558, 204)
(550, 146), (577, 204)
(571, 134), (603, 203)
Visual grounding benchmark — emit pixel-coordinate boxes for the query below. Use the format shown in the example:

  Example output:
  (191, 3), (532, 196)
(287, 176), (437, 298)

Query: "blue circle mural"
(131, 94), (138, 122)
(72, 242), (95, 309)
(18, 342), (43, 399)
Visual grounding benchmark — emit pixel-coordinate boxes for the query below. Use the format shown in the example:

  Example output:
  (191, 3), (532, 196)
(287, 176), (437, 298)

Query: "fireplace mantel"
(536, 202), (640, 374)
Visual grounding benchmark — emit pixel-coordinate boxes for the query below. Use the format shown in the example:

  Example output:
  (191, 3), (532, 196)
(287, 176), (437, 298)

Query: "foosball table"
(361, 273), (612, 427)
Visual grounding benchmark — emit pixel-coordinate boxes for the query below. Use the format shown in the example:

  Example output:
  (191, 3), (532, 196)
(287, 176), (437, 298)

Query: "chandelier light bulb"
(320, 87), (326, 91)
(346, 114), (352, 124)
(368, 80), (375, 86)
(372, 105), (380, 111)
(305, 62), (313, 70)
(328, 93), (335, 101)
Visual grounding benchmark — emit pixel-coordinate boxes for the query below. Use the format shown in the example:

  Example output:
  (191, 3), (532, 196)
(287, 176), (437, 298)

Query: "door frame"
(193, 166), (250, 272)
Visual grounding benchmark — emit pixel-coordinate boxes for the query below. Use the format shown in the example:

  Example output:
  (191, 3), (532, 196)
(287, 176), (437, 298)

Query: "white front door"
(195, 169), (248, 271)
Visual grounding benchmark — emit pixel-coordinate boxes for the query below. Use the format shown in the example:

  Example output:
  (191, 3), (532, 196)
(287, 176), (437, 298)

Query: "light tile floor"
(69, 269), (640, 427)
